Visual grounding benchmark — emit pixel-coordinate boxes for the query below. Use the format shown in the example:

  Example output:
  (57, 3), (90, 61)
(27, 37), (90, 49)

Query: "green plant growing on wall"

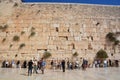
(43, 51), (52, 59)
(29, 32), (36, 38)
(19, 43), (25, 49)
(21, 31), (25, 35)
(31, 27), (35, 32)
(73, 52), (79, 57)
(114, 40), (119, 45)
(0, 24), (8, 32)
(106, 32), (120, 54)
(9, 44), (13, 48)
(106, 32), (116, 42)
(96, 49), (108, 59)
(2, 38), (6, 43)
(13, 35), (20, 42)
(28, 27), (36, 38)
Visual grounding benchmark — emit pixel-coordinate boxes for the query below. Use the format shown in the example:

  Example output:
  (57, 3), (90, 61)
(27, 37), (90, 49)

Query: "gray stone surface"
(0, 67), (120, 80)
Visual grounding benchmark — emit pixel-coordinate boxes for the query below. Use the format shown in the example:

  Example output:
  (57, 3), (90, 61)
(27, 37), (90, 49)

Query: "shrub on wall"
(28, 27), (36, 38)
(19, 43), (25, 49)
(31, 27), (35, 32)
(2, 38), (6, 43)
(106, 32), (116, 42)
(29, 32), (36, 38)
(13, 35), (20, 42)
(106, 32), (120, 54)
(73, 52), (79, 57)
(0, 24), (8, 32)
(114, 40), (119, 45)
(9, 44), (13, 48)
(21, 31), (25, 35)
(96, 49), (108, 59)
(43, 51), (52, 59)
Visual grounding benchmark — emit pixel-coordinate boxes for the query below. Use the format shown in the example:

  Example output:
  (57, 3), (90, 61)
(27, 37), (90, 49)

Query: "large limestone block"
(59, 26), (69, 32)
(58, 32), (70, 37)
(68, 36), (74, 41)
(75, 41), (88, 49)
(67, 45), (73, 50)
(47, 45), (56, 50)
(48, 40), (54, 45)
(37, 45), (47, 50)
(50, 32), (58, 36)
(73, 32), (81, 37)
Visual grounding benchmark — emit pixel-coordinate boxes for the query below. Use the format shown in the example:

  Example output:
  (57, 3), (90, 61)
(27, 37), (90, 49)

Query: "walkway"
(0, 67), (120, 80)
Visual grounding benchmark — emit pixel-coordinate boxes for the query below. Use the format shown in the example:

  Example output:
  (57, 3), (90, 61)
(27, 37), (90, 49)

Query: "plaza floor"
(0, 67), (120, 80)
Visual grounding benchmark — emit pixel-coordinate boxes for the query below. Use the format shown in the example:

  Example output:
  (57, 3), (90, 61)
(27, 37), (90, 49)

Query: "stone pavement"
(0, 67), (120, 80)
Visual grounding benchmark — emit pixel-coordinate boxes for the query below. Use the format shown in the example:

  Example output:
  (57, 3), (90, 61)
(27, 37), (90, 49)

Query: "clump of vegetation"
(43, 51), (52, 59)
(114, 40), (119, 45)
(31, 27), (35, 32)
(106, 32), (120, 54)
(28, 27), (36, 38)
(106, 32), (116, 42)
(29, 32), (36, 38)
(21, 31), (25, 35)
(19, 43), (25, 49)
(9, 44), (13, 48)
(0, 24), (8, 32)
(73, 52), (79, 57)
(2, 38), (6, 43)
(13, 35), (20, 42)
(96, 49), (108, 59)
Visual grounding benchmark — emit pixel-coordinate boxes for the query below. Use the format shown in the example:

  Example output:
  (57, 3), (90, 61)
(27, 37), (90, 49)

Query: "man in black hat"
(61, 60), (66, 72)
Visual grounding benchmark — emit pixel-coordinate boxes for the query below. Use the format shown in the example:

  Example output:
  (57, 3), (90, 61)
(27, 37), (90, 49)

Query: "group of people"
(1, 58), (46, 76)
(27, 58), (46, 76)
(50, 59), (89, 71)
(94, 59), (119, 68)
(50, 60), (66, 72)
(2, 60), (21, 68)
(50, 58), (120, 71)
(1, 58), (119, 76)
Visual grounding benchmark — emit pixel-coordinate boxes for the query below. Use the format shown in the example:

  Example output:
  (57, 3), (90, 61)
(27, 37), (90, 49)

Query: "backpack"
(41, 61), (46, 66)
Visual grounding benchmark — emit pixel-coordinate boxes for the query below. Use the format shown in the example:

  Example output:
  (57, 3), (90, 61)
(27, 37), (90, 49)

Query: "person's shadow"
(20, 73), (28, 76)
(20, 72), (42, 76)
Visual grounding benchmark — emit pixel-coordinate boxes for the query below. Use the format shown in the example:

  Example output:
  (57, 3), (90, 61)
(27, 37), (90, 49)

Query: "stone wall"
(0, 0), (120, 60)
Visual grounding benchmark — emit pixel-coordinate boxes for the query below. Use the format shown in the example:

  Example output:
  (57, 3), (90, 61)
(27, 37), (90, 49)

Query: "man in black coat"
(61, 60), (66, 72)
(28, 60), (33, 76)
